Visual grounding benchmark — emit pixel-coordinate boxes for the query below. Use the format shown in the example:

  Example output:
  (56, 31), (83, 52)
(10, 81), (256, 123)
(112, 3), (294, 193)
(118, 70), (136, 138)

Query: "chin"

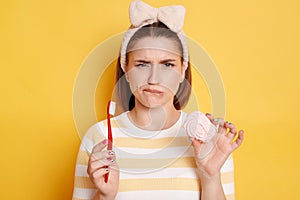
(143, 102), (162, 109)
(141, 99), (171, 109)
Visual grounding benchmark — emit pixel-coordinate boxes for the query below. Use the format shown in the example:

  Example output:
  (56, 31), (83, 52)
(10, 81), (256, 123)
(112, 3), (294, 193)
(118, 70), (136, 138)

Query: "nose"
(147, 66), (161, 85)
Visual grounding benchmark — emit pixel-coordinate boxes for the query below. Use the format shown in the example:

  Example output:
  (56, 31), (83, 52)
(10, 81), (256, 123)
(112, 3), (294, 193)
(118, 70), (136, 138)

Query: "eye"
(135, 63), (150, 68)
(164, 63), (175, 68)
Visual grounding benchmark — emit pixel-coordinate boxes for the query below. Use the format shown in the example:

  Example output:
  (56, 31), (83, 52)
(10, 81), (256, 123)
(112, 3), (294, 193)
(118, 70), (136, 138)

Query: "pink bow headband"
(120, 0), (189, 71)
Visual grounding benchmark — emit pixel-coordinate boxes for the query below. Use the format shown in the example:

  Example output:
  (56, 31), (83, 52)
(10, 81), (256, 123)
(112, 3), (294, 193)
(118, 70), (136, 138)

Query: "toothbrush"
(105, 100), (116, 183)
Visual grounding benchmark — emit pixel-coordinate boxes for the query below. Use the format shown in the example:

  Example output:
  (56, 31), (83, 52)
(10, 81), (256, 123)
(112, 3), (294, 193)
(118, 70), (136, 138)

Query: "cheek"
(160, 70), (182, 94)
(126, 67), (183, 95)
(127, 69), (148, 92)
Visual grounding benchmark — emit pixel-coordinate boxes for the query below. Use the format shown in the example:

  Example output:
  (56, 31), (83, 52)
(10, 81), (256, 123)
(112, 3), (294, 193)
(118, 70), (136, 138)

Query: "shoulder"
(81, 112), (129, 148)
(180, 110), (189, 123)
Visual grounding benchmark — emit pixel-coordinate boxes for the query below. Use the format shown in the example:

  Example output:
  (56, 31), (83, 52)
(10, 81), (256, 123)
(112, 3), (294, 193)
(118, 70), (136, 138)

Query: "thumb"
(108, 162), (119, 183)
(191, 139), (204, 155)
(192, 138), (216, 160)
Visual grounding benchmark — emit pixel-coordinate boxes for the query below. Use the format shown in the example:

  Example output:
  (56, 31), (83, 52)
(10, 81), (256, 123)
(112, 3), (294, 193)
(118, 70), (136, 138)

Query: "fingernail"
(110, 159), (114, 163)
(102, 139), (107, 144)
(226, 121), (232, 125)
(213, 118), (218, 122)
(108, 150), (115, 155)
(206, 113), (211, 116)
(189, 137), (194, 142)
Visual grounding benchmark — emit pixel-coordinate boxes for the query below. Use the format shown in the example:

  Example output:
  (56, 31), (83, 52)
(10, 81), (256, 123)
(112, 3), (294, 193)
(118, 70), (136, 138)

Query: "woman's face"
(125, 36), (185, 109)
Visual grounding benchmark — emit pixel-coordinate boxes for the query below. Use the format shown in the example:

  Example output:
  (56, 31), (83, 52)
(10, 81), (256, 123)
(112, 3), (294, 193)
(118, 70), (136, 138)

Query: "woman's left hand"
(192, 114), (244, 179)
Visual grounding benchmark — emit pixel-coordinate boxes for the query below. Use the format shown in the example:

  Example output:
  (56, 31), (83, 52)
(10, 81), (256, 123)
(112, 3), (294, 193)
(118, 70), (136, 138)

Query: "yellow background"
(1, 0), (299, 199)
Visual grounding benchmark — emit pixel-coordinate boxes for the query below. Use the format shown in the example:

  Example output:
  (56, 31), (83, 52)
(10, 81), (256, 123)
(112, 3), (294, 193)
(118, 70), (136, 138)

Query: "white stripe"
(80, 137), (93, 152)
(72, 187), (96, 199)
(120, 167), (198, 179)
(115, 146), (194, 159)
(96, 122), (107, 137)
(94, 113), (189, 139)
(222, 182), (235, 195)
(112, 128), (188, 139)
(116, 190), (200, 200)
(221, 158), (234, 173)
(75, 164), (88, 177)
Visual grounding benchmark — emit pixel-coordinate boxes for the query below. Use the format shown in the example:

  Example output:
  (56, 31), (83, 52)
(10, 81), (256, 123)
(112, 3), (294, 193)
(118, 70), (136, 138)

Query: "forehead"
(128, 48), (181, 61)
(127, 37), (182, 57)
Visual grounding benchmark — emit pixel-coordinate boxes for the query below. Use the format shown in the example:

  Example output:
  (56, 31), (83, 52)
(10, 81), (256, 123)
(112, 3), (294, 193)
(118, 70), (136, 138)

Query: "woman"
(72, 1), (244, 199)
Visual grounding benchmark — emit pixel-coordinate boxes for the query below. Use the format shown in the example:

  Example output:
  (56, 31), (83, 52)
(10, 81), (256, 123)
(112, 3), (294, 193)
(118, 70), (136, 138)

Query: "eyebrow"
(159, 59), (177, 64)
(134, 59), (177, 64)
(134, 60), (151, 64)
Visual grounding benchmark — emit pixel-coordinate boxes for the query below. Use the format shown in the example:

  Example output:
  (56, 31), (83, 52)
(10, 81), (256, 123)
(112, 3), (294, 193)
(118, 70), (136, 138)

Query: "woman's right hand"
(87, 139), (119, 200)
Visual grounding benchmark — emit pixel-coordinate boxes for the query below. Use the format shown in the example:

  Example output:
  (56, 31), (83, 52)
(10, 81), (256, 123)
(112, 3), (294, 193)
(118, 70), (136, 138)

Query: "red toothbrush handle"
(105, 101), (113, 183)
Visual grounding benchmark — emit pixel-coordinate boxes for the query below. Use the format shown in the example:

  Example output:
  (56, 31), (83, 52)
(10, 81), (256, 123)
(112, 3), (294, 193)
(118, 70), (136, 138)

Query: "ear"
(180, 76), (184, 83)
(120, 58), (127, 73)
(180, 62), (188, 83)
(121, 61), (130, 82)
(125, 73), (129, 82)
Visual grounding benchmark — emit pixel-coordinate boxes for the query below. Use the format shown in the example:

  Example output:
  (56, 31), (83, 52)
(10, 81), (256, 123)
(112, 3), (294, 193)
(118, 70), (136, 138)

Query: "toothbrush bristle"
(109, 101), (116, 115)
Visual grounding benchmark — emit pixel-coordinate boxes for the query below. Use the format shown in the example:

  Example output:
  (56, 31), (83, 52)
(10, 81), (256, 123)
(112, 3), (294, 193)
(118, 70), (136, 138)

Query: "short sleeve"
(72, 123), (106, 200)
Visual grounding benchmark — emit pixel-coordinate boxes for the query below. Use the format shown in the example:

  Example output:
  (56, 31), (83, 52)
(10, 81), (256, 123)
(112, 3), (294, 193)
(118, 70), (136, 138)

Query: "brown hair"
(115, 22), (192, 111)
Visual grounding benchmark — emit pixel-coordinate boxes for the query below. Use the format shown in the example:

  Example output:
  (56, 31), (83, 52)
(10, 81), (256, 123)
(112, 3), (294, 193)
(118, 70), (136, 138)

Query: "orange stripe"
(119, 178), (201, 192)
(225, 193), (235, 200)
(221, 171), (234, 184)
(103, 119), (127, 128)
(118, 157), (197, 169)
(114, 136), (191, 148)
(74, 175), (233, 192)
(76, 150), (90, 165)
(74, 176), (95, 189)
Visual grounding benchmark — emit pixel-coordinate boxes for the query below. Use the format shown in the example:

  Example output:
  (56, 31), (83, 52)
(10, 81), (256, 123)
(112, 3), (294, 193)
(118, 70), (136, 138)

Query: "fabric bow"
(120, 0), (189, 71)
(129, 0), (186, 33)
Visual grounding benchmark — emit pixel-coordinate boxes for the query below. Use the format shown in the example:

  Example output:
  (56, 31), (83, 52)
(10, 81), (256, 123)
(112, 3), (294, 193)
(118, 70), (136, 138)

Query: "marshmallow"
(184, 111), (217, 142)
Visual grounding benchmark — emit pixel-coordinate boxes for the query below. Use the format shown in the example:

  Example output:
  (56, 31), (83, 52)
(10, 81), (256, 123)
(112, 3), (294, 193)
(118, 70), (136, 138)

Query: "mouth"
(143, 88), (164, 96)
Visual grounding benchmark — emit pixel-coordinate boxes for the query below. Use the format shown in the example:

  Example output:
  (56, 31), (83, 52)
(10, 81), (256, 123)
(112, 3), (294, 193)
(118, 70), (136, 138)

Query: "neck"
(128, 101), (181, 131)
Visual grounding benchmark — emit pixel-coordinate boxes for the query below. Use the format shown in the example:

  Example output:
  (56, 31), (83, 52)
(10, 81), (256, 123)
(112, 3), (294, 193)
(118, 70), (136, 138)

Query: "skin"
(88, 36), (245, 200)
(87, 139), (119, 200)
(125, 37), (184, 130)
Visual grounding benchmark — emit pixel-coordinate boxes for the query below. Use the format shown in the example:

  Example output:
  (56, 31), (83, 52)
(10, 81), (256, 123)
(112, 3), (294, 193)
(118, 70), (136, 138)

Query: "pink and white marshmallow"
(184, 111), (218, 142)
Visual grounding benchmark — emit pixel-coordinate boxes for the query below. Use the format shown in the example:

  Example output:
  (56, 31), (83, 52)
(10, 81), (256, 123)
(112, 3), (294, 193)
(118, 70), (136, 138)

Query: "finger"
(232, 130), (245, 150)
(206, 113), (220, 126)
(224, 121), (237, 140)
(214, 118), (225, 126)
(205, 114), (226, 133)
(210, 117), (225, 127)
(191, 139), (204, 155)
(92, 139), (108, 153)
(192, 137), (217, 160)
(88, 160), (107, 175)
(90, 150), (115, 162)
(107, 168), (119, 183)
(88, 156), (117, 175)
(213, 118), (226, 134)
(205, 113), (214, 122)
(90, 167), (110, 181)
(89, 140), (109, 162)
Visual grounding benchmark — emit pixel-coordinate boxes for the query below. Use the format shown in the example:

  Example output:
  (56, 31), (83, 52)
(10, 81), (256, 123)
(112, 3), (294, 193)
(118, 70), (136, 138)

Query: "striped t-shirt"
(72, 111), (235, 200)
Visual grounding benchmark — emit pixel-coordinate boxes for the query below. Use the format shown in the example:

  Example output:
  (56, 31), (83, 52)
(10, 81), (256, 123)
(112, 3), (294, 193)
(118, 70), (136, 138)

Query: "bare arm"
(199, 173), (226, 200)
(192, 114), (244, 200)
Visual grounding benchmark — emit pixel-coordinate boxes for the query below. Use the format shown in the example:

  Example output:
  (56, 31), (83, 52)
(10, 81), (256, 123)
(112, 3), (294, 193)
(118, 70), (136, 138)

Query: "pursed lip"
(142, 88), (164, 95)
